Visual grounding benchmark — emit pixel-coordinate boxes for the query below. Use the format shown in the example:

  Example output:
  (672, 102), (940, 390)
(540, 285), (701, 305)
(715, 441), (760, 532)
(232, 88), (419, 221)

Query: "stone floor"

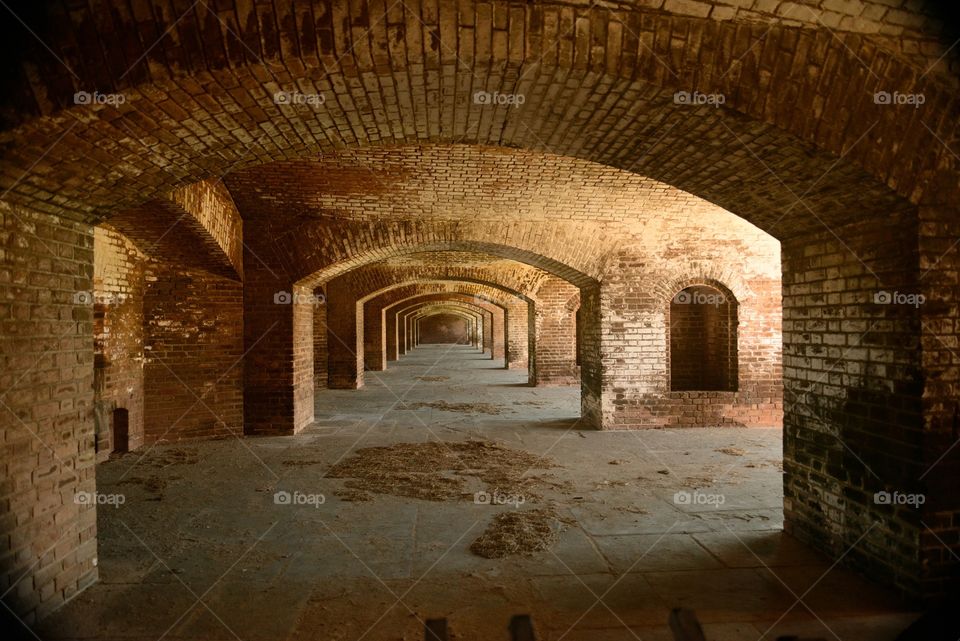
(34, 345), (918, 641)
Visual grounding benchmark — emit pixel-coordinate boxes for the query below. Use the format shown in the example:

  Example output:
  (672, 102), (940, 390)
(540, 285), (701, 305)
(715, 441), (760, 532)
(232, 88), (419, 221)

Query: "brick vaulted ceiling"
(0, 0), (957, 243)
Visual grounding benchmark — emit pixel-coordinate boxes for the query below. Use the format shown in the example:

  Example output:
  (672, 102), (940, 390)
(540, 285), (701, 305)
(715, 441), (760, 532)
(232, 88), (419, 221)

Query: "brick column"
(0, 203), (98, 620)
(326, 279), (363, 389)
(242, 259), (296, 435)
(142, 266), (244, 442)
(314, 287), (328, 388)
(505, 297), (530, 373)
(533, 276), (580, 386)
(917, 204), (960, 598)
(781, 211), (927, 598)
(362, 303), (386, 372)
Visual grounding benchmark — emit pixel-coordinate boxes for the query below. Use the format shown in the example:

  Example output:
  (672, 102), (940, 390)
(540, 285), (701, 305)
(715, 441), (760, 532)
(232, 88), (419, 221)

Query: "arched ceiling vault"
(0, 1), (955, 241)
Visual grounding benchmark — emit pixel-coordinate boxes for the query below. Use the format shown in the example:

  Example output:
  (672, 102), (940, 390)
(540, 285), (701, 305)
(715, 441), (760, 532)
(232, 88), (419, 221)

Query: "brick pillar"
(917, 204), (960, 598)
(579, 283), (603, 429)
(386, 309), (400, 362)
(402, 310), (414, 352)
(292, 285), (315, 428)
(243, 260), (297, 435)
(0, 203), (98, 620)
(314, 287), (328, 388)
(142, 266), (244, 442)
(781, 210), (927, 598)
(534, 276), (580, 386)
(362, 302), (386, 371)
(505, 298), (529, 372)
(326, 279), (363, 388)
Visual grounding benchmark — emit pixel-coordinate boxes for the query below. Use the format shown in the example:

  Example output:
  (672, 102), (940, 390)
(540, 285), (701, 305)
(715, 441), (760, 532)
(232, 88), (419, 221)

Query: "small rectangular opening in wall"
(112, 408), (129, 453)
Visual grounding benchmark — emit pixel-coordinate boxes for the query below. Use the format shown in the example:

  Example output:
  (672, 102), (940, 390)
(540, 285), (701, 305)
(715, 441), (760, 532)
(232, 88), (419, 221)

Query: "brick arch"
(373, 291), (508, 368)
(413, 307), (480, 346)
(321, 276), (535, 391)
(394, 301), (494, 361)
(2, 2), (955, 231)
(660, 277), (744, 310)
(360, 278), (534, 371)
(342, 254), (553, 302)
(300, 236), (599, 290)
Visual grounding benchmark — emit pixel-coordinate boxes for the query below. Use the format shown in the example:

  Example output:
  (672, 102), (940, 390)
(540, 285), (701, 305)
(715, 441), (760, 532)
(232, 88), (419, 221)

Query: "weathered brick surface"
(142, 266), (244, 442)
(93, 226), (146, 459)
(670, 285), (738, 392)
(106, 180), (243, 281)
(916, 204), (960, 597)
(0, 202), (98, 621)
(781, 211), (926, 597)
(595, 205), (782, 429)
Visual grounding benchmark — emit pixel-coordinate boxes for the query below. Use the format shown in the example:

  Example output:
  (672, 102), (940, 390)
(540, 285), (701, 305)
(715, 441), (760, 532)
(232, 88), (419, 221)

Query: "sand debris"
(469, 508), (571, 558)
(415, 376), (449, 382)
(327, 440), (561, 502)
(396, 401), (503, 415)
(716, 447), (747, 456)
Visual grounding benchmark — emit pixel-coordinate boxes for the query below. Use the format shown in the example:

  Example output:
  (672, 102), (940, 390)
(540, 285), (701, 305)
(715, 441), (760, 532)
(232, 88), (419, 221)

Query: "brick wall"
(533, 276), (580, 386)
(313, 287), (327, 389)
(92, 226), (146, 459)
(142, 266), (244, 442)
(596, 211), (782, 429)
(0, 202), (98, 621)
(418, 313), (471, 344)
(782, 210), (926, 597)
(917, 204), (960, 598)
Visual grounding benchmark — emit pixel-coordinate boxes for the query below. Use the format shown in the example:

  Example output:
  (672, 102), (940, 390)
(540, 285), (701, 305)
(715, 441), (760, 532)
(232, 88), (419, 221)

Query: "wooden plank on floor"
(669, 608), (706, 641)
(509, 614), (536, 641)
(425, 618), (448, 641)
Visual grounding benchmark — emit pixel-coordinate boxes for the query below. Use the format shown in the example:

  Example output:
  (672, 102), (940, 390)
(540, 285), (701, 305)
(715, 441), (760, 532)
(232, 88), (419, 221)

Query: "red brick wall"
(93, 226), (146, 459)
(418, 313), (471, 344)
(0, 203), (98, 621)
(142, 266), (244, 442)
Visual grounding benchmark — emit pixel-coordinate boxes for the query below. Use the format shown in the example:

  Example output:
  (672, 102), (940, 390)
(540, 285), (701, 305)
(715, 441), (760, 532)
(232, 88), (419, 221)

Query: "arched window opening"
(670, 285), (738, 392)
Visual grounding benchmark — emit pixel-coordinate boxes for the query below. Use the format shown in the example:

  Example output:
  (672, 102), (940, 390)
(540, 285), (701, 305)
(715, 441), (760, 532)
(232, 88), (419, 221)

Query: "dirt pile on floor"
(469, 508), (570, 558)
(716, 447), (747, 456)
(328, 440), (564, 502)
